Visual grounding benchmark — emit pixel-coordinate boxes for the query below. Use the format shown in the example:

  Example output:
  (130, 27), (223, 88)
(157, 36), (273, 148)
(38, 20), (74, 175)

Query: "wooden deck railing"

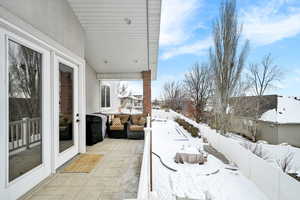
(9, 117), (41, 152)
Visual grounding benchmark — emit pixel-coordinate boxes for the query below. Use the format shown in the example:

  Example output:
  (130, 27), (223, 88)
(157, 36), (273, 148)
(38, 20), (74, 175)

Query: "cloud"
(295, 69), (300, 75)
(241, 0), (300, 45)
(292, 69), (300, 82)
(295, 77), (300, 82)
(160, 0), (200, 46)
(161, 36), (212, 59)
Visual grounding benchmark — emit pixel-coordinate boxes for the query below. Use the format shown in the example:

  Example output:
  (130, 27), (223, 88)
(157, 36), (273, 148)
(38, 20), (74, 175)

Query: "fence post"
(22, 118), (30, 149)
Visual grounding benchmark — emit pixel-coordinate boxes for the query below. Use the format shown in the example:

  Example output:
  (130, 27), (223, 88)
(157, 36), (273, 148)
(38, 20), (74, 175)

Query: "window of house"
(101, 85), (110, 108)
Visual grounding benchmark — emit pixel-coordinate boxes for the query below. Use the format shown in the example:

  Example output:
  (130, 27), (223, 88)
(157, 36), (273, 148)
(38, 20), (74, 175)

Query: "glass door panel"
(59, 63), (74, 153)
(8, 39), (43, 182)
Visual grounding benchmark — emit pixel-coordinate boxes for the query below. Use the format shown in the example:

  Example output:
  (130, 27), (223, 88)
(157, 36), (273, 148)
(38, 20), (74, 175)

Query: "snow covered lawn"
(154, 109), (300, 177)
(151, 118), (269, 200)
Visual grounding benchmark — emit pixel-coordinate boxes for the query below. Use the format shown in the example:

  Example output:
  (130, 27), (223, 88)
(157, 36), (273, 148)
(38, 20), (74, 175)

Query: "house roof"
(231, 95), (300, 124)
(260, 96), (300, 124)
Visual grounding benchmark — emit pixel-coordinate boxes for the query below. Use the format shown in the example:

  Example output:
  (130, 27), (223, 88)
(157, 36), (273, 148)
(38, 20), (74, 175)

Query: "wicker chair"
(127, 114), (146, 140)
(107, 114), (130, 138)
(107, 117), (127, 138)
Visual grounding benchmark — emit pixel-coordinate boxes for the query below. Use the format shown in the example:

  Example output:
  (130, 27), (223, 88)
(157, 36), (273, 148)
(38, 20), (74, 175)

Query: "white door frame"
(0, 27), (52, 200)
(53, 55), (80, 169)
(0, 17), (87, 199)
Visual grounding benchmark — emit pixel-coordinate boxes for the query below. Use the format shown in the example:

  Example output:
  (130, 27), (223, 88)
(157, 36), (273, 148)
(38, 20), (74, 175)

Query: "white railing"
(9, 117), (41, 153)
(171, 110), (299, 200)
(138, 115), (157, 200)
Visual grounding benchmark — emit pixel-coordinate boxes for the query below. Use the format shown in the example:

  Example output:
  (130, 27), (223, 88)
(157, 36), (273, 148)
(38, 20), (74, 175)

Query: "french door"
(0, 29), (51, 200)
(54, 56), (80, 169)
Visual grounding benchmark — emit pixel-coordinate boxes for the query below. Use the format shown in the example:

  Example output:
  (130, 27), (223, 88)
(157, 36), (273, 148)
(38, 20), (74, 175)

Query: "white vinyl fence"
(170, 110), (300, 200)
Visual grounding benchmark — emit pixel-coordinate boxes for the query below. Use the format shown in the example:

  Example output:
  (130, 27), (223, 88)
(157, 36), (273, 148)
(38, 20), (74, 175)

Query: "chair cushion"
(112, 118), (122, 126)
(137, 117), (146, 126)
(110, 118), (124, 130)
(131, 114), (146, 125)
(110, 125), (124, 131)
(129, 125), (144, 131)
(131, 115), (140, 125)
(119, 115), (129, 124)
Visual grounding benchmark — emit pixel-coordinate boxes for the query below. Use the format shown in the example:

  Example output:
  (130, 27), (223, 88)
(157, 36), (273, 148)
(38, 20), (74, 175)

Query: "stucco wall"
(278, 124), (300, 147)
(86, 64), (100, 114)
(0, 0), (85, 57)
(230, 116), (254, 138)
(256, 122), (278, 144)
(229, 116), (279, 144)
(229, 116), (300, 146)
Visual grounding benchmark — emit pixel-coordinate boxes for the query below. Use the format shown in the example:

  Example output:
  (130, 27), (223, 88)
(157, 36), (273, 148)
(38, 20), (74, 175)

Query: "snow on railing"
(170, 110), (299, 200)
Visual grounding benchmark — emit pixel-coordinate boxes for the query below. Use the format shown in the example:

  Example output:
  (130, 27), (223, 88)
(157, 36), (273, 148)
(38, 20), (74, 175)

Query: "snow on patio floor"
(151, 111), (269, 200)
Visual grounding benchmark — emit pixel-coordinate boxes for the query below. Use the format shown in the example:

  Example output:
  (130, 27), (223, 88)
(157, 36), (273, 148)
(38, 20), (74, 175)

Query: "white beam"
(96, 72), (142, 80)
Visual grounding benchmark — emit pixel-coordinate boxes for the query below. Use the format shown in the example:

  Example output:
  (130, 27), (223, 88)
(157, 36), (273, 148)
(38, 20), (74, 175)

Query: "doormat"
(62, 154), (103, 173)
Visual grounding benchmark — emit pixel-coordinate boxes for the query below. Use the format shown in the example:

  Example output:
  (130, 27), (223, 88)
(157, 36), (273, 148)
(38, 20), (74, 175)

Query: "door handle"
(76, 113), (80, 123)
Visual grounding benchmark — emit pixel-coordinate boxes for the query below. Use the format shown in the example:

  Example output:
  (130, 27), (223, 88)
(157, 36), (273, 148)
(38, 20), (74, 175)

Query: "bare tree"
(184, 62), (212, 122)
(9, 41), (42, 121)
(247, 54), (283, 141)
(162, 81), (185, 111)
(248, 54), (283, 96)
(118, 82), (129, 96)
(209, 0), (249, 134)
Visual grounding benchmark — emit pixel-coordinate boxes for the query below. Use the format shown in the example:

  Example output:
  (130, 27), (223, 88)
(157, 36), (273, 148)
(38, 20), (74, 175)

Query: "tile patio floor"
(20, 138), (144, 200)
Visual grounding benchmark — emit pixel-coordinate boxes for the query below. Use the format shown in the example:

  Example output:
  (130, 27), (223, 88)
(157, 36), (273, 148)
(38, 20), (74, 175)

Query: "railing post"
(147, 113), (151, 129)
(138, 115), (154, 200)
(146, 114), (153, 195)
(23, 118), (30, 149)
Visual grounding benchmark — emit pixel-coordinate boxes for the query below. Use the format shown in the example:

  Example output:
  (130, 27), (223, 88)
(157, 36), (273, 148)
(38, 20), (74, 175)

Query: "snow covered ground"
(151, 111), (270, 200)
(153, 109), (300, 176)
(151, 109), (300, 200)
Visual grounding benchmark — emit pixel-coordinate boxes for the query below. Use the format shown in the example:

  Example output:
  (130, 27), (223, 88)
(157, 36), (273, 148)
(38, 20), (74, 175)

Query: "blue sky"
(131, 0), (300, 99)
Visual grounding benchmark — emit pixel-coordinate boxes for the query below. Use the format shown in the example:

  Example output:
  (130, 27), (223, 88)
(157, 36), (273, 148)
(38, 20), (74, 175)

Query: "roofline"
(150, 0), (161, 80)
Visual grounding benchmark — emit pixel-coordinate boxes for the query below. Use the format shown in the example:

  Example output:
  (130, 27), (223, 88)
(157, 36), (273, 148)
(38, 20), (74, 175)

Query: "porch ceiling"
(68, 0), (161, 80)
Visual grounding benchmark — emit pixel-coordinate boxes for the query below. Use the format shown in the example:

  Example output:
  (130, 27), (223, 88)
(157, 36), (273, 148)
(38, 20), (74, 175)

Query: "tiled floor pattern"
(21, 138), (144, 200)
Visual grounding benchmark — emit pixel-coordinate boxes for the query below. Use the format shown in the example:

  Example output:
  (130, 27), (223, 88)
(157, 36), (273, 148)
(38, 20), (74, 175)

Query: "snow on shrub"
(240, 141), (300, 181)
(240, 141), (271, 160)
(174, 117), (200, 137)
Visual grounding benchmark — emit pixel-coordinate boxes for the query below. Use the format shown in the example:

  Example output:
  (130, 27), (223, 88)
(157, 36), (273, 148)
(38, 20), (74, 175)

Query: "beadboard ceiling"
(68, 0), (161, 80)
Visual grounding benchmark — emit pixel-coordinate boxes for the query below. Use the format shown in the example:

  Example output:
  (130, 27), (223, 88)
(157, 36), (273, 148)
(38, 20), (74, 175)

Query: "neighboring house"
(132, 94), (143, 109)
(119, 93), (143, 113)
(152, 99), (163, 109)
(99, 80), (121, 113)
(98, 80), (144, 114)
(230, 95), (300, 147)
(0, 1), (161, 199)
